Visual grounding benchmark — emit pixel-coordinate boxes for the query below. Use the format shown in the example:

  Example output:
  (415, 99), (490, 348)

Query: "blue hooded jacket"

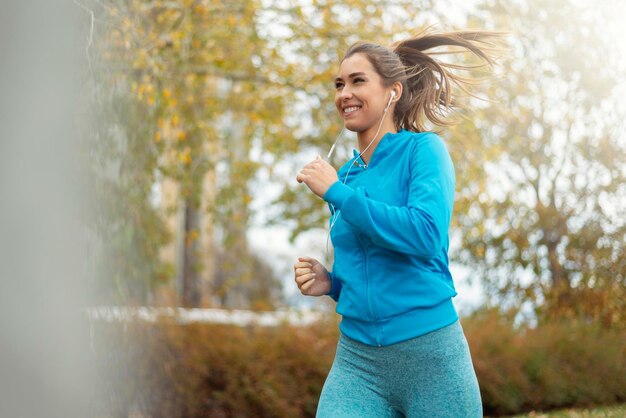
(323, 129), (458, 347)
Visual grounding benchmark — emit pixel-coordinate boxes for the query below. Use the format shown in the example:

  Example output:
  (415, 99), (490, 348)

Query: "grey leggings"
(316, 320), (482, 418)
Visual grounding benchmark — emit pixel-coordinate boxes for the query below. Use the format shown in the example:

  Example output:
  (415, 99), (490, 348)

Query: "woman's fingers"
(294, 256), (323, 294)
(296, 159), (322, 184)
(294, 261), (312, 268)
(294, 258), (315, 290)
(295, 268), (313, 277)
(301, 278), (316, 292)
(295, 272), (316, 286)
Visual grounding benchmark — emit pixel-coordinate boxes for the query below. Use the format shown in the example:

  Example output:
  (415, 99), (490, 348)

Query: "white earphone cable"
(326, 92), (395, 255)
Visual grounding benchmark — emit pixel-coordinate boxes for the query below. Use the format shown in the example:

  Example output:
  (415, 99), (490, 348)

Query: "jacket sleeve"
(325, 271), (342, 301)
(323, 134), (455, 259)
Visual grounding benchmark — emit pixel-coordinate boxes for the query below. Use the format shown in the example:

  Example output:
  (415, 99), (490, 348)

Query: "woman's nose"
(338, 88), (353, 100)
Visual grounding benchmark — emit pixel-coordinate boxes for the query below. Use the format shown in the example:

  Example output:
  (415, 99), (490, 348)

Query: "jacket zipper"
(354, 231), (383, 346)
(350, 162), (383, 346)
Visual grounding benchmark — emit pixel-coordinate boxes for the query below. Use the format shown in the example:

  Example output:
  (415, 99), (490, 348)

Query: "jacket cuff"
(326, 271), (342, 302)
(324, 181), (354, 210)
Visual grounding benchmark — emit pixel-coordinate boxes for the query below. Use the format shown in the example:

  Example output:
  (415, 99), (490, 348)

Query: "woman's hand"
(294, 256), (331, 296)
(296, 156), (338, 199)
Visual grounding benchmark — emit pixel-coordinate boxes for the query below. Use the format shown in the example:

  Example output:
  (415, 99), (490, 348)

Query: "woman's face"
(334, 53), (390, 133)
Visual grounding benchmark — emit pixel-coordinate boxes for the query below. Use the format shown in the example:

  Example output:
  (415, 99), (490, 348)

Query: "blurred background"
(1, 0), (624, 417)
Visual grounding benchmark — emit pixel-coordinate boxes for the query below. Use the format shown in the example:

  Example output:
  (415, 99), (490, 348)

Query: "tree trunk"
(181, 198), (202, 307)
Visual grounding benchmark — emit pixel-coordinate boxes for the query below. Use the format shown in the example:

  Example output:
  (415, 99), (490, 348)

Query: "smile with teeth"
(343, 106), (361, 114)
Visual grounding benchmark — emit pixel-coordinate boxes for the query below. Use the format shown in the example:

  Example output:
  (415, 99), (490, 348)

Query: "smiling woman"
(333, 54), (396, 165)
(293, 30), (504, 418)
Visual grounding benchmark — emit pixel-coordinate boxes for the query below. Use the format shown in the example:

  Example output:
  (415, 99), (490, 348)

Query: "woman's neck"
(357, 118), (397, 164)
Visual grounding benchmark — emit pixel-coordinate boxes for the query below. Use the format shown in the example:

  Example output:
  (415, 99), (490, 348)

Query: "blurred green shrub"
(91, 311), (625, 417)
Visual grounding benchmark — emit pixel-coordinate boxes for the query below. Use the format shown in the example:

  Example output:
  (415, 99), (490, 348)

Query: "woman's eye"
(335, 82), (344, 89)
(353, 78), (364, 83)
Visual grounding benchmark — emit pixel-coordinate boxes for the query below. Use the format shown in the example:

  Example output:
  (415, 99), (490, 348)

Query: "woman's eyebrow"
(334, 72), (367, 82)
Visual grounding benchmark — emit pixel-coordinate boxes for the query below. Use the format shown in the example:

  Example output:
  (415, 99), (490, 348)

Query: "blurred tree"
(78, 2), (173, 304)
(452, 0), (626, 326)
(83, 0), (303, 307)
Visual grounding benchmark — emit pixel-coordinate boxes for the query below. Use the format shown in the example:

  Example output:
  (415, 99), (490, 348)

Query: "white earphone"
(384, 90), (397, 112)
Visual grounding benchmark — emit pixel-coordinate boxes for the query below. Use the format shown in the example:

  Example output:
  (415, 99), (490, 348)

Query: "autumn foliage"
(91, 311), (626, 417)
(464, 309), (626, 415)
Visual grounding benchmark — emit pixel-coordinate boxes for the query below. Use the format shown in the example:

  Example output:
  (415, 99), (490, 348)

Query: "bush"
(91, 315), (340, 418)
(464, 309), (626, 416)
(91, 311), (626, 417)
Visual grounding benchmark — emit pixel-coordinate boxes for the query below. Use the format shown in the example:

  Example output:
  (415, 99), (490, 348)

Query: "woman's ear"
(392, 82), (403, 102)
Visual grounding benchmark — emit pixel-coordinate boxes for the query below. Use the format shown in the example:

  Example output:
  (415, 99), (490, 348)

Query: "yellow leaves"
(156, 116), (185, 144)
(185, 73), (196, 86)
(171, 31), (186, 43)
(249, 113), (262, 124)
(134, 80), (155, 105)
(185, 228), (200, 247)
(154, 131), (162, 143)
(193, 4), (209, 15)
(161, 88), (180, 106)
(121, 16), (132, 31)
(179, 147), (192, 165)
(156, 35), (172, 49)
